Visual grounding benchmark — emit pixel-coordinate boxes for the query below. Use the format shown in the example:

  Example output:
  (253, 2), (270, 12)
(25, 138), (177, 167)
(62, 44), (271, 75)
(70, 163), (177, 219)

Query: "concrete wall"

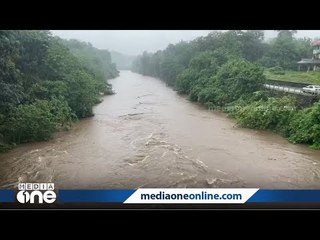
(266, 86), (319, 107)
(266, 79), (311, 88)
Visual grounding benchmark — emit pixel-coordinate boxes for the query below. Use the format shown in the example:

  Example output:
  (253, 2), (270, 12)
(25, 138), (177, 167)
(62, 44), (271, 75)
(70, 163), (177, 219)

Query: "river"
(1, 71), (320, 189)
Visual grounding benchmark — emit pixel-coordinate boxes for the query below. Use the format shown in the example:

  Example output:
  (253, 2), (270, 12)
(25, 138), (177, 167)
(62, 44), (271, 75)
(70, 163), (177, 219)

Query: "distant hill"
(110, 51), (136, 70)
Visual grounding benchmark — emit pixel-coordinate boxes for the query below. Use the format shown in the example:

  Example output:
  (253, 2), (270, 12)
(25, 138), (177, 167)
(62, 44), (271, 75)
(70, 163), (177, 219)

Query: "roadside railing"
(264, 84), (320, 96)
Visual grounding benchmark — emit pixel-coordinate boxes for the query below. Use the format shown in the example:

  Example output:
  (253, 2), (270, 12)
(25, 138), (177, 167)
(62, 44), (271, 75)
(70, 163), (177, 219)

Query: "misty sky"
(51, 30), (320, 56)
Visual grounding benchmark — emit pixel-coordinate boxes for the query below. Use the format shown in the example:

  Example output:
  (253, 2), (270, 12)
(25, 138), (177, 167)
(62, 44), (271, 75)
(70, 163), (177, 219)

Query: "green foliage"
(175, 50), (223, 96)
(132, 41), (195, 86)
(64, 70), (98, 118)
(29, 81), (68, 101)
(133, 31), (269, 87)
(197, 85), (217, 105)
(234, 96), (297, 131)
(47, 37), (118, 112)
(268, 66), (285, 75)
(175, 68), (199, 94)
(287, 102), (320, 149)
(159, 56), (185, 86)
(264, 69), (320, 85)
(188, 51), (219, 71)
(62, 39), (119, 80)
(2, 99), (73, 143)
(269, 37), (300, 69)
(0, 30), (118, 150)
(48, 98), (76, 130)
(131, 30), (320, 149)
(216, 58), (266, 103)
(133, 31), (266, 107)
(224, 90), (271, 116)
(260, 34), (312, 70)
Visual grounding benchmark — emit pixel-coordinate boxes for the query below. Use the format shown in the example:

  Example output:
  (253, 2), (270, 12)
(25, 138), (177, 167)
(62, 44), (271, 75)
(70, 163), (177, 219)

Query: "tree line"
(0, 30), (118, 151)
(132, 30), (320, 149)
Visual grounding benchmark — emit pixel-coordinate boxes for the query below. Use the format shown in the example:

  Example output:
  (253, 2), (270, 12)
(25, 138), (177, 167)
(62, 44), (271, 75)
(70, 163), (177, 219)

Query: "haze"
(51, 30), (320, 56)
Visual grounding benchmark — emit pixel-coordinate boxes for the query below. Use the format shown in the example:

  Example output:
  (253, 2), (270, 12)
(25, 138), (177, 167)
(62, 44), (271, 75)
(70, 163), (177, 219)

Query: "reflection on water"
(1, 71), (320, 189)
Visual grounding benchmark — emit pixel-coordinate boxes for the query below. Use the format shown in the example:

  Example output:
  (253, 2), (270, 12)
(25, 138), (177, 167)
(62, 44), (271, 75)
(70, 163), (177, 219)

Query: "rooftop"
(297, 58), (320, 64)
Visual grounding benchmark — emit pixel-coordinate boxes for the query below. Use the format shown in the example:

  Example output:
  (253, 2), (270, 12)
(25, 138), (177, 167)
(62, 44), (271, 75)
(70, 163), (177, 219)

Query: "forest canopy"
(0, 30), (118, 151)
(132, 30), (320, 149)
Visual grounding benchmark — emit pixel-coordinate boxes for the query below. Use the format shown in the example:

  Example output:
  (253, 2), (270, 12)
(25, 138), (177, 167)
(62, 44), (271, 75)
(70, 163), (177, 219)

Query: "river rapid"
(1, 71), (320, 189)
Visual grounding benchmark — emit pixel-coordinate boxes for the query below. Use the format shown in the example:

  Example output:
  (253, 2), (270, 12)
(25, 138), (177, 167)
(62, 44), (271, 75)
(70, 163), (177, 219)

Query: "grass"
(264, 69), (320, 85)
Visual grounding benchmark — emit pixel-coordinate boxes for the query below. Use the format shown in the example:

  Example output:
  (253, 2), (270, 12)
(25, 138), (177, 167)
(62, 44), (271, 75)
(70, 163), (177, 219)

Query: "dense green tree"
(260, 31), (312, 70)
(63, 39), (119, 80)
(287, 102), (320, 149)
(0, 30), (118, 151)
(131, 30), (320, 149)
(2, 99), (73, 143)
(216, 58), (265, 103)
(0, 31), (24, 115)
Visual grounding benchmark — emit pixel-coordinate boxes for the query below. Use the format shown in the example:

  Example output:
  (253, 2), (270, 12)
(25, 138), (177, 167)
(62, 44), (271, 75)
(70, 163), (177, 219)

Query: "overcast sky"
(51, 30), (320, 56)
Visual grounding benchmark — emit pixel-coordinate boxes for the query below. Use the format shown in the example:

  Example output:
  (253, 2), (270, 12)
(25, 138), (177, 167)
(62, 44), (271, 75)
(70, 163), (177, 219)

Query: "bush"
(258, 56), (276, 68)
(29, 81), (68, 101)
(65, 70), (98, 118)
(268, 66), (285, 75)
(2, 99), (74, 143)
(189, 85), (203, 102)
(49, 98), (76, 130)
(216, 59), (266, 103)
(176, 68), (198, 94)
(0, 31), (118, 151)
(287, 102), (320, 149)
(225, 90), (270, 115)
(234, 96), (296, 131)
(198, 87), (217, 105)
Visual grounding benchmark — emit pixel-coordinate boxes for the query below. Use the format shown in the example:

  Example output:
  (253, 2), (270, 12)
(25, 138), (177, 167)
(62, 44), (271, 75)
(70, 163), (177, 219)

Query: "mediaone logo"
(17, 183), (56, 204)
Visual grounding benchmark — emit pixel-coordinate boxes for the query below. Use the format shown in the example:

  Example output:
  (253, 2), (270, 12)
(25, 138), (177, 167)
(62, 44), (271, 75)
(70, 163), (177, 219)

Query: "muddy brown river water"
(1, 71), (320, 189)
